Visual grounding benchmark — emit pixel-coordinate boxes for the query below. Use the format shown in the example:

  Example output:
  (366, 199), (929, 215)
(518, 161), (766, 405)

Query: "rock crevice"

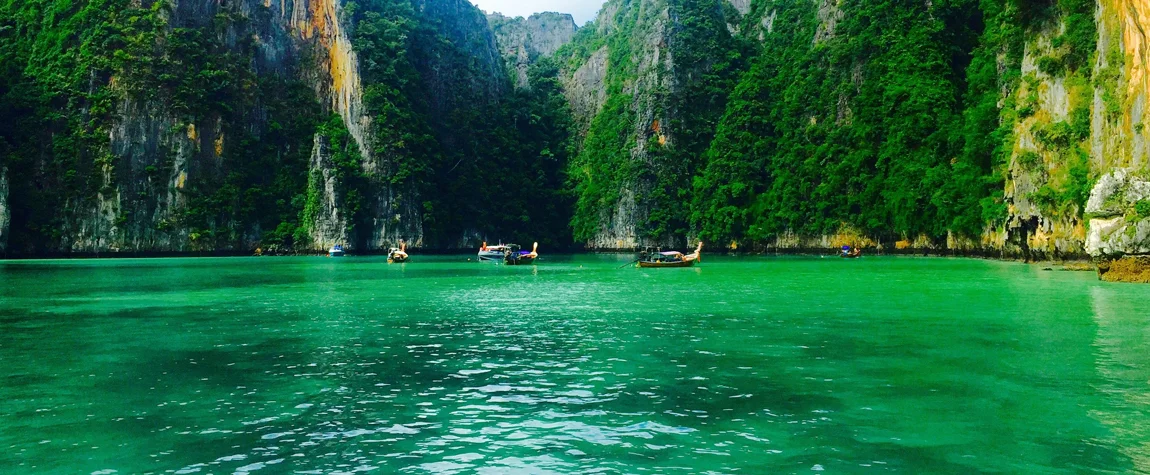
(0, 166), (8, 253)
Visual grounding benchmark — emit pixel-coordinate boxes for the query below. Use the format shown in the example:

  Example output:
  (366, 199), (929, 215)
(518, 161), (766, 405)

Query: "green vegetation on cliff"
(346, 0), (574, 247)
(0, 0), (1132, 253)
(561, 0), (1107, 249)
(0, 0), (323, 252)
(0, 0), (574, 253)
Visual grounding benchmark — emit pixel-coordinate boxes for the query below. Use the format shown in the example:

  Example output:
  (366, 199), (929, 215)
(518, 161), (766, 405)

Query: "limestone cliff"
(982, 0), (1149, 261)
(560, 0), (707, 250)
(1083, 0), (1150, 262)
(557, 0), (1150, 262)
(421, 0), (508, 104)
(0, 166), (8, 253)
(489, 12), (579, 88)
(0, 0), (517, 255)
(5, 0), (1149, 264)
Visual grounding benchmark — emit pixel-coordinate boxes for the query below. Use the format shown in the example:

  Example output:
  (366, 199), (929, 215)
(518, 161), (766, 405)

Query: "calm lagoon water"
(1, 255), (1148, 473)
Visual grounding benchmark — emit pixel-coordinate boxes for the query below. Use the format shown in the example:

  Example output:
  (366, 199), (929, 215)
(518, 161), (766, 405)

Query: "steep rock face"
(562, 0), (1150, 260)
(727, 0), (750, 16)
(571, 0), (675, 249)
(0, 0), (378, 254)
(94, 99), (196, 252)
(991, 0), (1150, 261)
(489, 12), (579, 88)
(290, 0), (373, 159)
(562, 0), (736, 250)
(0, 166), (8, 253)
(421, 0), (507, 103)
(292, 0), (406, 251)
(302, 0), (512, 251)
(1086, 169), (1150, 257)
(563, 46), (610, 129)
(994, 25), (1089, 260)
(306, 134), (353, 250)
(1, 0), (523, 255)
(1083, 0), (1150, 263)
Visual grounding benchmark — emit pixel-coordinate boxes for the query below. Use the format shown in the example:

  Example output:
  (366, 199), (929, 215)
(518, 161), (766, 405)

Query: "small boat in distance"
(389, 242), (409, 263)
(478, 242), (509, 261)
(841, 246), (862, 259)
(638, 242), (703, 268)
(329, 245), (346, 258)
(505, 242), (538, 266)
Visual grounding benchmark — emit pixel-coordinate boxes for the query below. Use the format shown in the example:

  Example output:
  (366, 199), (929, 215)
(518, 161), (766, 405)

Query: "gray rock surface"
(561, 0), (681, 249)
(1086, 169), (1150, 257)
(564, 46), (610, 127)
(0, 166), (8, 253)
(8, 0), (510, 254)
(489, 12), (578, 88)
(727, 0), (751, 16)
(307, 134), (352, 251)
(814, 0), (844, 44)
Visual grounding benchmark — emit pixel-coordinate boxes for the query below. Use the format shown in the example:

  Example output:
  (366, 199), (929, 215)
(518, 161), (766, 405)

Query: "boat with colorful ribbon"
(388, 242), (409, 263)
(637, 242), (702, 268)
(504, 243), (538, 266)
(478, 242), (510, 261)
(478, 242), (539, 265)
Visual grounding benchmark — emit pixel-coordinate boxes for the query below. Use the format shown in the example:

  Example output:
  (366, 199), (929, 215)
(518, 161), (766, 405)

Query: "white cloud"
(469, 0), (605, 25)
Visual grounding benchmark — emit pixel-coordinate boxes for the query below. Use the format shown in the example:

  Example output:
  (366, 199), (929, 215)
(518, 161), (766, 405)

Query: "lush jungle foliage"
(0, 0), (573, 252)
(0, 0), (323, 252)
(563, 0), (1102, 247)
(346, 0), (573, 248)
(0, 0), (1113, 252)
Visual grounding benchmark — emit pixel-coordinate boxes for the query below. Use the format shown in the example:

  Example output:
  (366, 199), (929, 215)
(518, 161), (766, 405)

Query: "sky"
(470, 0), (605, 25)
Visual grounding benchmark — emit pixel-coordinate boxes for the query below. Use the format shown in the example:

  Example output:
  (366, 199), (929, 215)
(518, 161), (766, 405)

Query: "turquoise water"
(1, 255), (1148, 473)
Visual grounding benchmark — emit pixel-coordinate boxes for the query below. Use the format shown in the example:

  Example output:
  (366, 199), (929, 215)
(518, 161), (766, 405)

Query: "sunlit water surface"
(1, 255), (1149, 473)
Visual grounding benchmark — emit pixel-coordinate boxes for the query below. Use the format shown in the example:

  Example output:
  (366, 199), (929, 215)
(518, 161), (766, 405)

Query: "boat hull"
(478, 251), (504, 261)
(638, 260), (696, 268)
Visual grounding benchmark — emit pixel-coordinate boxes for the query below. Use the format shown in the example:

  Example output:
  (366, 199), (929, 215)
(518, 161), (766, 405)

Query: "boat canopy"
(660, 251), (684, 256)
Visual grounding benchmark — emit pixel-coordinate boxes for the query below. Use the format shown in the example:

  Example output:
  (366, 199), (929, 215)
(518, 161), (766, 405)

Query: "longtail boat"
(478, 242), (509, 261)
(504, 242), (539, 266)
(638, 242), (703, 268)
(388, 241), (409, 263)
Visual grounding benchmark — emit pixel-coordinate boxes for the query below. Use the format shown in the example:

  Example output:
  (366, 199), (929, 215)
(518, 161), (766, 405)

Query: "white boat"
(388, 242), (409, 263)
(329, 245), (346, 257)
(478, 242), (509, 261)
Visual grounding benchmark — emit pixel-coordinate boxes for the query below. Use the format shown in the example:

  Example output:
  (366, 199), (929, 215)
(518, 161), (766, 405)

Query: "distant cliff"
(488, 12), (579, 88)
(0, 0), (570, 255)
(0, 166), (8, 253)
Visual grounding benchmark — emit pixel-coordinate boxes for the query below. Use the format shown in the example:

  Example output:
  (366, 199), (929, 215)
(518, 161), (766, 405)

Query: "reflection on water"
(1090, 285), (1150, 472)
(0, 256), (1149, 473)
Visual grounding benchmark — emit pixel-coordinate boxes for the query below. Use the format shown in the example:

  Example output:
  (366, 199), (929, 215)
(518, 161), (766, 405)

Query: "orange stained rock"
(1121, 0), (1149, 105)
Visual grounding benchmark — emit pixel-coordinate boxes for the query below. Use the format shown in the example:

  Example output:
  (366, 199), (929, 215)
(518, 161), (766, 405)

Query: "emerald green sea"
(2, 255), (1149, 474)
